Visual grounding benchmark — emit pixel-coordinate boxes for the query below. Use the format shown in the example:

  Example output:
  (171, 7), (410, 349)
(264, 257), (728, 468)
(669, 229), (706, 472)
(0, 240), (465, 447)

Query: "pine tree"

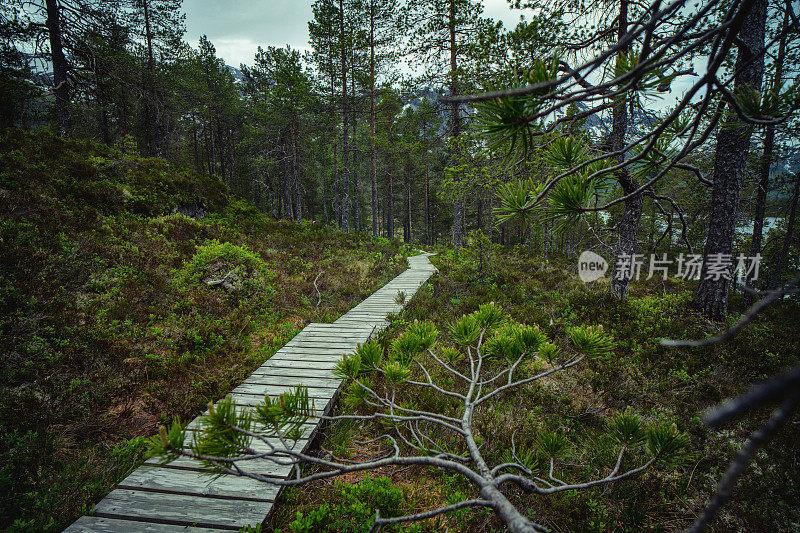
(406, 0), (486, 248)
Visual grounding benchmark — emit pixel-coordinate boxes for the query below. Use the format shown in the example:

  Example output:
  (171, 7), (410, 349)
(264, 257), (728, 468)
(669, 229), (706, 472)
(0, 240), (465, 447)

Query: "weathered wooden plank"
(268, 355), (346, 365)
(291, 331), (371, 340)
(273, 346), (351, 355)
(63, 516), (230, 533)
(250, 366), (337, 378)
(116, 466), (280, 501)
(267, 356), (347, 364)
(228, 392), (336, 408)
(185, 415), (319, 435)
(144, 450), (299, 478)
(284, 339), (361, 349)
(304, 323), (375, 330)
(232, 382), (340, 396)
(257, 359), (339, 371)
(93, 489), (271, 530)
(241, 375), (341, 389)
(333, 318), (388, 323)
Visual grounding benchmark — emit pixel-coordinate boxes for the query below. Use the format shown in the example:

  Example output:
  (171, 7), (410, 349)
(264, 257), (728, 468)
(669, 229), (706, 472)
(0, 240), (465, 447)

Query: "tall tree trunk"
(330, 67), (341, 228)
(291, 120), (302, 222)
(769, 173), (799, 290)
(648, 198), (656, 253)
(449, 0), (464, 248)
(745, 7), (788, 305)
(477, 197), (484, 233)
(45, 0), (70, 137)
(694, 0), (767, 318)
(424, 153), (431, 245)
(323, 139), (330, 224)
(404, 162), (411, 243)
(283, 141), (294, 220)
(609, 0), (643, 300)
(387, 166), (394, 238)
(203, 123), (212, 175)
(339, 0), (350, 232)
(370, 0), (379, 237)
(351, 71), (359, 231)
(142, 0), (157, 156)
(192, 115), (199, 171)
(334, 140), (340, 226)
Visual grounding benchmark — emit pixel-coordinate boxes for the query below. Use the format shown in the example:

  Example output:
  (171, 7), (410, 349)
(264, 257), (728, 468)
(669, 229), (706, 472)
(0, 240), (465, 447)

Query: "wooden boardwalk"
(64, 254), (437, 532)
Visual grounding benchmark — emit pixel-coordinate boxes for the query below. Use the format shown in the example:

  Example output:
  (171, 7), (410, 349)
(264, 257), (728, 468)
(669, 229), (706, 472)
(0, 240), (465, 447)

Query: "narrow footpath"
(64, 253), (437, 532)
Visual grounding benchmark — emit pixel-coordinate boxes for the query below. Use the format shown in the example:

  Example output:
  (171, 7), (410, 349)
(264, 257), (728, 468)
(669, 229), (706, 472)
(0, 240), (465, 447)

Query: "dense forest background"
(3, 0), (796, 256)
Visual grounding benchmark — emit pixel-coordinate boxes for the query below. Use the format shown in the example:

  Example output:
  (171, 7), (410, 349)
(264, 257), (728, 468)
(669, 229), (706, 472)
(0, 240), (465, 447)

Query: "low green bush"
(289, 476), (419, 533)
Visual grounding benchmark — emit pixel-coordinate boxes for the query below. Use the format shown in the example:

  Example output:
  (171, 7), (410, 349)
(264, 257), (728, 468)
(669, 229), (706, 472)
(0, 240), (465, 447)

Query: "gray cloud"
(183, 0), (315, 66)
(183, 0), (523, 67)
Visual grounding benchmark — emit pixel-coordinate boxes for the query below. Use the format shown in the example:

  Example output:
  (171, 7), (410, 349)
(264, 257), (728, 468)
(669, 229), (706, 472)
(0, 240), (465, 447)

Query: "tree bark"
(387, 166), (394, 238)
(769, 173), (799, 290)
(45, 0), (70, 137)
(404, 161), (412, 243)
(449, 0), (464, 248)
(744, 7), (788, 304)
(608, 0), (643, 300)
(369, 0), (379, 237)
(351, 70), (359, 231)
(694, 0), (767, 318)
(142, 0), (157, 156)
(424, 152), (431, 245)
(339, 0), (350, 232)
(479, 484), (540, 533)
(291, 120), (302, 222)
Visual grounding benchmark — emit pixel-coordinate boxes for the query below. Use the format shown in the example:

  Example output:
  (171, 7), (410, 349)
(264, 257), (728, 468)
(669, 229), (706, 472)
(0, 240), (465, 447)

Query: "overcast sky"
(183, 0), (525, 68)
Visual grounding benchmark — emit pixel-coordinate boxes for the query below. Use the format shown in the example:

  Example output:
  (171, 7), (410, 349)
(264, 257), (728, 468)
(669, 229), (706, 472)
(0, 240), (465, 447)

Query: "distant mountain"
(226, 64), (244, 82)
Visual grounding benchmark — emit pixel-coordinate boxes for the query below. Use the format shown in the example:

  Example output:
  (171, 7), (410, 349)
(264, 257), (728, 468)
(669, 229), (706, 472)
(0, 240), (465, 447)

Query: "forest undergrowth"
(267, 247), (800, 533)
(0, 130), (408, 531)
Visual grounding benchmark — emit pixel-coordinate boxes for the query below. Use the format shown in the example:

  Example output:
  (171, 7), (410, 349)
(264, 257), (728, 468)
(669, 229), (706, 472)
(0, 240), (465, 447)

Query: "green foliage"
(0, 124), (408, 531)
(475, 56), (561, 154)
(450, 314), (481, 347)
(484, 321), (547, 361)
(406, 320), (439, 351)
(536, 429), (570, 459)
(646, 423), (688, 463)
(608, 410), (646, 446)
(494, 179), (537, 226)
(547, 172), (595, 221)
(383, 361), (411, 385)
(538, 341), (562, 363)
(253, 387), (314, 442)
(355, 340), (383, 370)
(472, 302), (505, 331)
(174, 240), (273, 293)
(568, 324), (615, 358)
(146, 418), (187, 463)
(545, 136), (588, 169)
(391, 333), (425, 366)
(189, 397), (254, 463)
(335, 353), (363, 380)
(289, 476), (417, 533)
